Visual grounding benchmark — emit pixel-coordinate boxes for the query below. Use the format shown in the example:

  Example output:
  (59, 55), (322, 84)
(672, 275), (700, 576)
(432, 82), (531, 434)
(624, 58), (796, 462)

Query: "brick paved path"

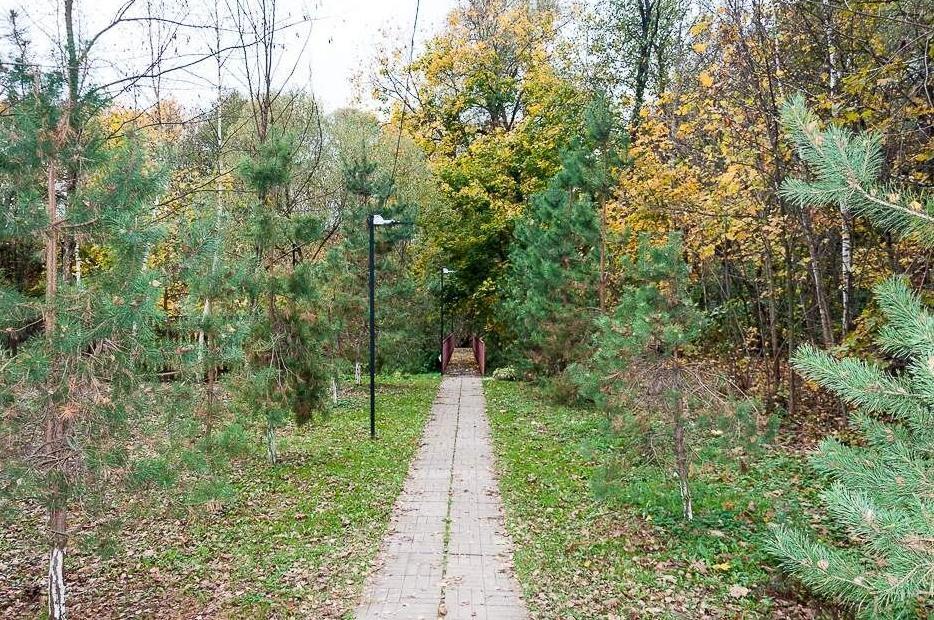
(355, 360), (527, 619)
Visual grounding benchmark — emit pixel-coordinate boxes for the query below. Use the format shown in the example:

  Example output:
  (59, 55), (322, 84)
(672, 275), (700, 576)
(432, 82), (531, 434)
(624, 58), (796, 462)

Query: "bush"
(542, 370), (586, 406)
(184, 478), (235, 507)
(180, 448), (209, 474)
(130, 457), (176, 488)
(216, 422), (251, 457)
(492, 366), (517, 381)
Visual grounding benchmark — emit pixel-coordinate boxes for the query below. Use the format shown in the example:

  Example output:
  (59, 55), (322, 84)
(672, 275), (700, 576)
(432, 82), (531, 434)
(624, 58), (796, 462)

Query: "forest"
(0, 0), (931, 618)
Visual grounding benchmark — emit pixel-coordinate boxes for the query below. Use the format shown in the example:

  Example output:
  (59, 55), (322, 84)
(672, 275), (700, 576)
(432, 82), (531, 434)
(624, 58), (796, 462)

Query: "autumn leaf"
(689, 20), (710, 37)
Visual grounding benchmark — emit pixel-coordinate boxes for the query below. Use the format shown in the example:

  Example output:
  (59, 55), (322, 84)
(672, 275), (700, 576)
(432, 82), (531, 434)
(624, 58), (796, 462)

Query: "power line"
(387, 0), (420, 196)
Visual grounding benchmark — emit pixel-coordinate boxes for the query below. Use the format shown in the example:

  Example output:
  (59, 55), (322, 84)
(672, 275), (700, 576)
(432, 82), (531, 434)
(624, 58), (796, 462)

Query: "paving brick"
(355, 359), (527, 619)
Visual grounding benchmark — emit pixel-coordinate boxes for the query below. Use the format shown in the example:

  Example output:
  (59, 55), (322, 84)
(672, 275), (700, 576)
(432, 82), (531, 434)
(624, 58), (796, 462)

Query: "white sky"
(0, 0), (457, 113)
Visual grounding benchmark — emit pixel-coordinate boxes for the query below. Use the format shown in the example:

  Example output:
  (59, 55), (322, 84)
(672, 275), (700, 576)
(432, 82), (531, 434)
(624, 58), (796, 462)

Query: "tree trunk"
(47, 527), (66, 620)
(840, 209), (853, 334)
(822, 0), (853, 337)
(630, 0), (661, 130)
(354, 361), (362, 385)
(799, 209), (834, 347)
(823, 0), (837, 98)
(265, 424), (277, 465)
(762, 237), (780, 412)
(204, 365), (217, 441)
(598, 196), (606, 312)
(330, 375), (339, 406)
(673, 394), (692, 522)
(45, 160), (69, 620)
(782, 230), (798, 418)
(47, 6), (76, 609)
(61, 0), (80, 284)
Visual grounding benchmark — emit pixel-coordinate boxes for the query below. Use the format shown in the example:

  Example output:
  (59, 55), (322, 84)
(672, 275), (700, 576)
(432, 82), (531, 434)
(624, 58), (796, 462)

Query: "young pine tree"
(338, 153), (426, 372)
(238, 129), (329, 464)
(0, 61), (167, 619)
(768, 95), (934, 617)
(177, 205), (249, 440)
(176, 94), (249, 441)
(505, 96), (625, 375)
(573, 232), (705, 521)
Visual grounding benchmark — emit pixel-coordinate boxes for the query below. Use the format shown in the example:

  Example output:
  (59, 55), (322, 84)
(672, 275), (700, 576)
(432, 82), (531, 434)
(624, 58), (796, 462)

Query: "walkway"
(355, 350), (527, 619)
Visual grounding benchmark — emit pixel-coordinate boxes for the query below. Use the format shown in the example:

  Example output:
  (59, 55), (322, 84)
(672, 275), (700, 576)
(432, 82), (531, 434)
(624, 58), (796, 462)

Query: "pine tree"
(505, 96), (625, 375)
(574, 232), (705, 521)
(237, 128), (329, 464)
(177, 203), (249, 440)
(338, 152), (426, 370)
(166, 93), (251, 443)
(325, 113), (432, 377)
(768, 95), (934, 618)
(0, 56), (167, 619)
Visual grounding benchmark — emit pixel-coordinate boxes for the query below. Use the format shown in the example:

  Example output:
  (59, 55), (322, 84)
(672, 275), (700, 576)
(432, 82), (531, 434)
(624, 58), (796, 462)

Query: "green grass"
(485, 379), (829, 619)
(160, 374), (439, 618)
(0, 374), (439, 619)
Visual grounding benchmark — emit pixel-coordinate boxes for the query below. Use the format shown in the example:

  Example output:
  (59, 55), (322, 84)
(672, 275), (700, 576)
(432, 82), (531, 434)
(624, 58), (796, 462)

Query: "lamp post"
(368, 213), (402, 439)
(440, 267), (454, 374)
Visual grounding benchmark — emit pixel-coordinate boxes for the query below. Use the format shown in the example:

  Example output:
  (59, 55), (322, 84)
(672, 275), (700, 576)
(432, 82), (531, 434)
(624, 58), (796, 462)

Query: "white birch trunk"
(48, 545), (66, 620)
(678, 471), (693, 522)
(822, 0), (852, 334)
(823, 0), (837, 97)
(330, 375), (338, 406)
(841, 213), (852, 332)
(674, 396), (693, 522)
(354, 361), (361, 385)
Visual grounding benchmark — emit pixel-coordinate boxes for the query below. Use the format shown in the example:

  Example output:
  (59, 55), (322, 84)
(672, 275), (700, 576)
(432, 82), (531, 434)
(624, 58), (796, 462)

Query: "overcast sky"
(0, 0), (457, 113)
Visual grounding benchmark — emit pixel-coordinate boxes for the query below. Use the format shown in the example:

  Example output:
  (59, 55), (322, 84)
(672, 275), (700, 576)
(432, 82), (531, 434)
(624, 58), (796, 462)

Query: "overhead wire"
(387, 0), (421, 199)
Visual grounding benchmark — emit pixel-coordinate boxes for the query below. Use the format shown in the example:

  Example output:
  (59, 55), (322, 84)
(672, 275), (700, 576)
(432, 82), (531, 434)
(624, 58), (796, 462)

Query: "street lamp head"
(372, 214), (396, 226)
(442, 267), (455, 274)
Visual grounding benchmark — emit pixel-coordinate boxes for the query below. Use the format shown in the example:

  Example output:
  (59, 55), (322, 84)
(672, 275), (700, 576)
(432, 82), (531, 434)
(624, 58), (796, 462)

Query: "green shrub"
(130, 457), (176, 488)
(184, 478), (235, 507)
(216, 422), (251, 457)
(542, 370), (586, 406)
(180, 448), (209, 474)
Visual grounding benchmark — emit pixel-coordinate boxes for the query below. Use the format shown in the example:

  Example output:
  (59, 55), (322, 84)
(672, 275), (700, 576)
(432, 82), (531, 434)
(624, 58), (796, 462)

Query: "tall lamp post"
(440, 267), (454, 374)
(368, 213), (403, 439)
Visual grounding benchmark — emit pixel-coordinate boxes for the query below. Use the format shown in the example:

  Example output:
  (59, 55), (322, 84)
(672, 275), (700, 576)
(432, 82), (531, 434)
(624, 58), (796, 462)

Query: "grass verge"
(0, 373), (439, 619)
(485, 379), (835, 619)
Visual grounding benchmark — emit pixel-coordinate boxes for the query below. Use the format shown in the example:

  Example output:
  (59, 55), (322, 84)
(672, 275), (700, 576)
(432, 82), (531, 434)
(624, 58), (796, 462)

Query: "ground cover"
(0, 374), (439, 619)
(485, 379), (841, 619)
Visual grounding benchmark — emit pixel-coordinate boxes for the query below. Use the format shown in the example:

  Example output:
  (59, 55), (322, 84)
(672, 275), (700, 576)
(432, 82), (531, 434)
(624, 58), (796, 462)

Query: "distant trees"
(585, 0), (688, 128)
(377, 0), (588, 340)
(574, 0), (931, 423)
